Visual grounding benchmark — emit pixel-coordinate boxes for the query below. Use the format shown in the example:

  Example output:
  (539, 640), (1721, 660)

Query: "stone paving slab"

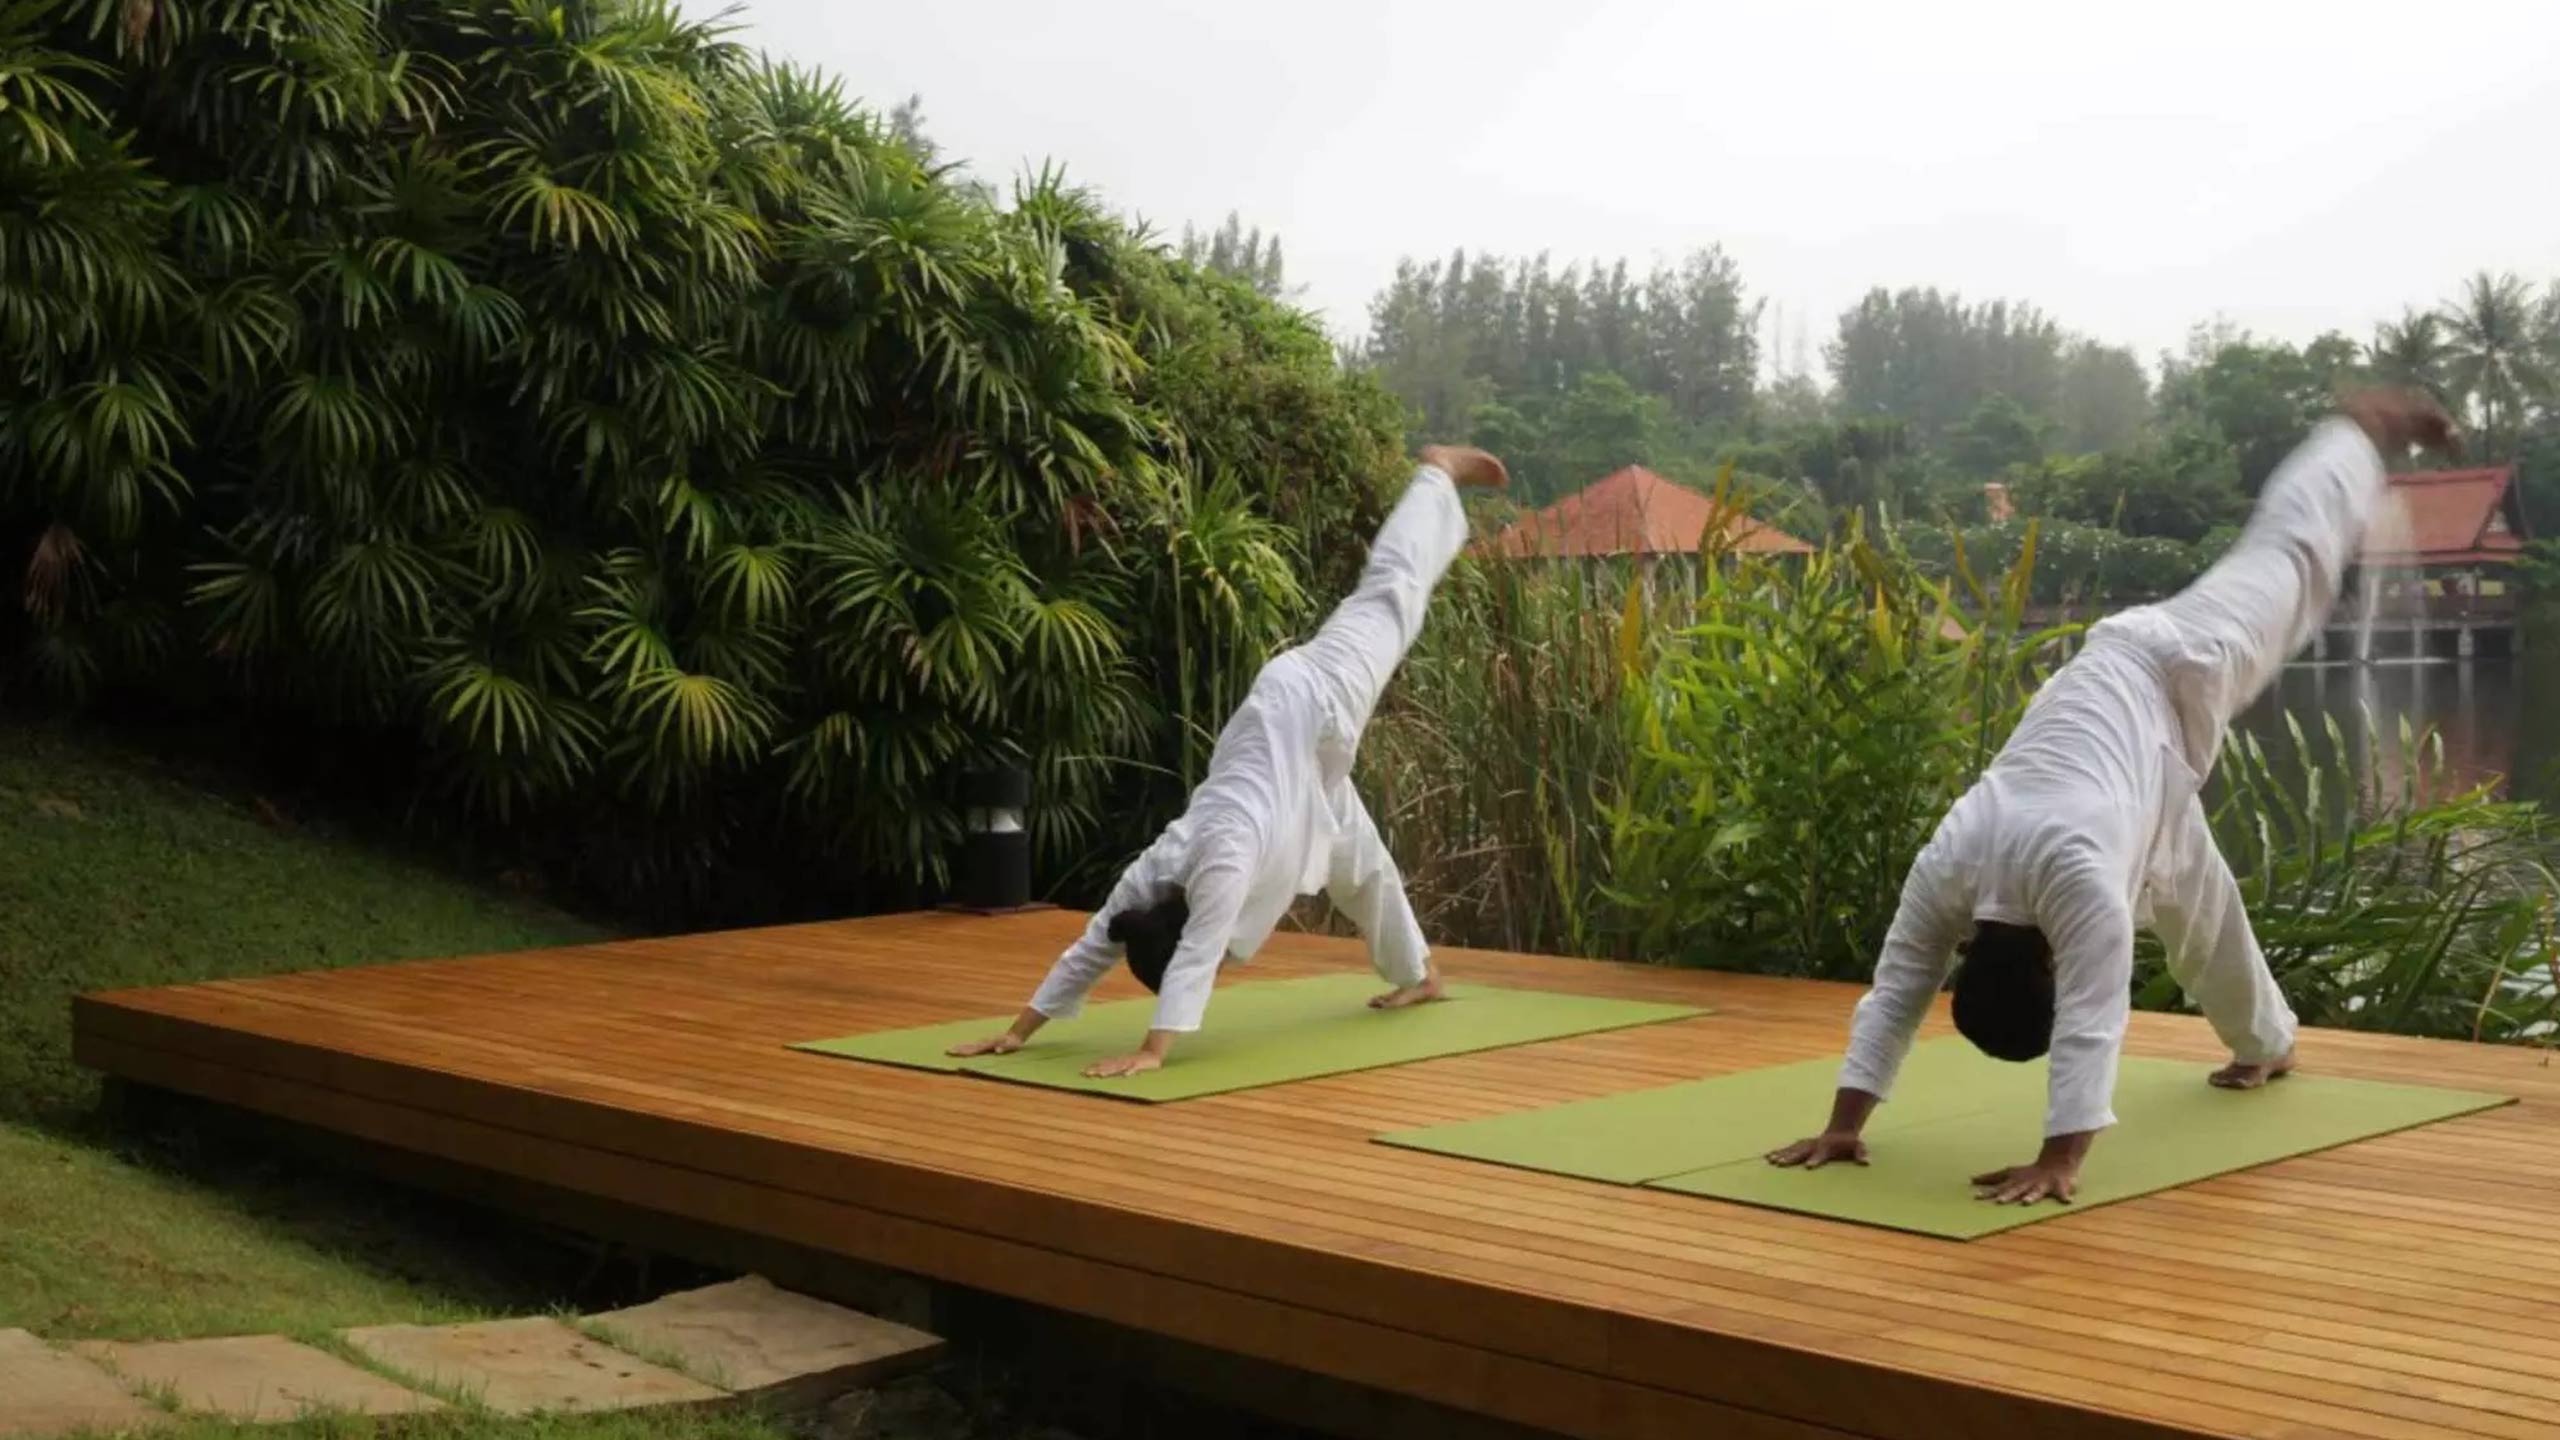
(343, 1316), (723, 1416)
(588, 1275), (945, 1405)
(0, 1328), (169, 1436)
(74, 1335), (442, 1421)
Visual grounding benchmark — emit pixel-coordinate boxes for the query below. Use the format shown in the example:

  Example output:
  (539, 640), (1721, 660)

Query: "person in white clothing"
(1768, 389), (2459, 1205)
(948, 445), (1509, 1078)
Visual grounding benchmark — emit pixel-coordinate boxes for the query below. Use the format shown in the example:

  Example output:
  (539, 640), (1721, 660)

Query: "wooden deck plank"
(80, 953), (2560, 1363)
(71, 910), (2560, 1440)
(80, 932), (2560, 1414)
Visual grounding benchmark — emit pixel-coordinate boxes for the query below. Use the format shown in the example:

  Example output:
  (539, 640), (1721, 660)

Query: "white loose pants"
(1280, 464), (1468, 988)
(2124, 418), (2388, 1064)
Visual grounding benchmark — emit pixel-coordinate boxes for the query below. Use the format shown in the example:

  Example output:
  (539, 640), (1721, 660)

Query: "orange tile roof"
(2362, 465), (2528, 568)
(1480, 466), (1815, 560)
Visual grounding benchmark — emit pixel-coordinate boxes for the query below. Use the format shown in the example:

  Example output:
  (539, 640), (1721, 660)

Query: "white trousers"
(1275, 465), (1468, 988)
(2129, 419), (2384, 1064)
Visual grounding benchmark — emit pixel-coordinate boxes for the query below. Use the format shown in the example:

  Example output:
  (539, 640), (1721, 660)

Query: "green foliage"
(1826, 288), (2069, 438)
(1358, 241), (2560, 584)
(2371, 307), (2452, 398)
(2518, 418), (2560, 538)
(1363, 533), (2559, 1046)
(0, 1), (1400, 918)
(1946, 392), (2045, 477)
(1898, 517), (2203, 605)
(2002, 440), (2247, 543)
(1358, 247), (1761, 458)
(1177, 211), (1288, 299)
(2137, 712), (2559, 1043)
(2517, 538), (2560, 596)
(1594, 523), (2061, 977)
(2440, 270), (2553, 458)
(2155, 324), (2345, 492)
(1769, 415), (1922, 521)
(1461, 369), (1673, 501)
(2051, 339), (2153, 454)
(1354, 554), (1639, 957)
(0, 722), (604, 1127)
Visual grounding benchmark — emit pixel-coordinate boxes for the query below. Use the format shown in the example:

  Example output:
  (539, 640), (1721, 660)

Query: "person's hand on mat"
(1971, 1160), (2077, 1205)
(946, 1033), (1024, 1058)
(1972, 1131), (2092, 1204)
(947, 1008), (1045, 1058)
(1765, 1133), (1867, 1169)
(1768, 1088), (1879, 1168)
(1083, 1050), (1165, 1079)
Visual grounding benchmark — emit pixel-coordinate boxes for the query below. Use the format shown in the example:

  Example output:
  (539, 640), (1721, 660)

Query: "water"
(2232, 488), (2560, 808)
(2235, 658), (2557, 809)
(2353, 489), (2416, 668)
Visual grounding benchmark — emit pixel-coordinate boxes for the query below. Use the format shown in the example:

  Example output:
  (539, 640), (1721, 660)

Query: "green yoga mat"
(1376, 1041), (1992, 1183)
(1379, 1037), (2510, 1238)
(794, 972), (1708, 1102)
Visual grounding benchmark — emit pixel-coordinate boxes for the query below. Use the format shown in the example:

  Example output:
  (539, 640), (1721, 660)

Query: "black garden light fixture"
(954, 763), (1033, 912)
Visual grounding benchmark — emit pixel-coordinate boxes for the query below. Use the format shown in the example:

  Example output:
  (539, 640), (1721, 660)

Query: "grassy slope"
(0, 1122), (517, 1340)
(0, 721), (609, 1126)
(0, 723), (812, 1439)
(61, 1411), (802, 1440)
(0, 723), (1126, 1439)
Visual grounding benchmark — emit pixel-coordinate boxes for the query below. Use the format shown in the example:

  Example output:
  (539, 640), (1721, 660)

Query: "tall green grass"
(1359, 514), (2559, 1043)
(1594, 520), (2065, 977)
(1355, 552), (1636, 955)
(2153, 709), (2560, 1040)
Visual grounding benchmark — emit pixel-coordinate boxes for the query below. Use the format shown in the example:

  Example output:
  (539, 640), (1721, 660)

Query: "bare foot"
(2208, 1050), (2296, 1090)
(1419, 444), (1508, 490)
(1370, 974), (1444, 1010)
(2339, 388), (2461, 459)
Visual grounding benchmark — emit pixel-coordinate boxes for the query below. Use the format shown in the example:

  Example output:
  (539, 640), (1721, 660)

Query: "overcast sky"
(706, 0), (2559, 378)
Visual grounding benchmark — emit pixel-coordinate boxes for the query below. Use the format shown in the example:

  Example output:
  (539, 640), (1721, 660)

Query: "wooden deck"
(71, 909), (2560, 1440)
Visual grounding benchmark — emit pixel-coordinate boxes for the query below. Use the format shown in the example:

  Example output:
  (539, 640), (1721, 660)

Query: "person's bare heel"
(2208, 1049), (2295, 1089)
(1418, 444), (1508, 490)
(1370, 971), (1445, 1010)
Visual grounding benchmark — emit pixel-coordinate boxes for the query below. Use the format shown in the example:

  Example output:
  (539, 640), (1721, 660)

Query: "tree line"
(1351, 242), (2560, 596)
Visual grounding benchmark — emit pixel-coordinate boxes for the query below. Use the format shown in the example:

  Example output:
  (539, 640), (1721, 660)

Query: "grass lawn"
(0, 1122), (519, 1341)
(0, 720), (1177, 1439)
(1, 720), (610, 1129)
(61, 1415), (806, 1440)
(0, 722), (835, 1439)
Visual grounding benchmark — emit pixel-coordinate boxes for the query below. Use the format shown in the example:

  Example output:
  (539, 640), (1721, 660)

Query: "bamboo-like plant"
(2, 0), (1402, 918)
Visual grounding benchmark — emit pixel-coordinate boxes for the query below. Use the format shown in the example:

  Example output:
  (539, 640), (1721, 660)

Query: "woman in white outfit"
(1769, 390), (2459, 1205)
(949, 445), (1509, 1078)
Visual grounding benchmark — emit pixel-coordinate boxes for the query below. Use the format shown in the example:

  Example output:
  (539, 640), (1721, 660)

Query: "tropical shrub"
(0, 0), (1400, 919)
(1591, 522), (2062, 976)
(1359, 508), (2063, 972)
(2156, 711), (2559, 1041)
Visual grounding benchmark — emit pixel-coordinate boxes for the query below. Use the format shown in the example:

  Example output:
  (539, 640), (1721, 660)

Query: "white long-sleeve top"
(1026, 668), (1329, 1034)
(1026, 466), (1466, 1033)
(1842, 419), (2386, 1136)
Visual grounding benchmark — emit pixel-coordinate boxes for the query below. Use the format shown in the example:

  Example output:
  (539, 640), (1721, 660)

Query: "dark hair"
(1109, 894), (1191, 994)
(1951, 921), (2055, 1062)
